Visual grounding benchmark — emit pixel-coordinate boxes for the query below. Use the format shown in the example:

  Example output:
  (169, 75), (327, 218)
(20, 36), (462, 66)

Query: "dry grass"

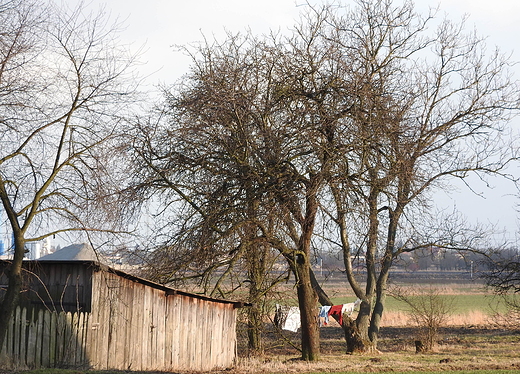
(230, 325), (520, 374)
(230, 276), (520, 373)
(229, 353), (520, 374)
(382, 310), (491, 327)
(318, 310), (491, 329)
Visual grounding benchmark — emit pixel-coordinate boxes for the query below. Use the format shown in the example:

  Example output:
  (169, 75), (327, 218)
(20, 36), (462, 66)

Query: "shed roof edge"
(1, 259), (251, 308)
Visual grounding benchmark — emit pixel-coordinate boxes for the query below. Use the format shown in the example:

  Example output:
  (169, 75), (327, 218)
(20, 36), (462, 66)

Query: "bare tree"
(127, 0), (519, 359)
(127, 25), (340, 359)
(0, 0), (138, 350)
(313, 0), (520, 352)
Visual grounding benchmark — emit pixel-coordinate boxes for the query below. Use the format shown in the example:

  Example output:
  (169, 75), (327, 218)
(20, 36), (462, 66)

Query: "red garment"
(328, 304), (344, 326)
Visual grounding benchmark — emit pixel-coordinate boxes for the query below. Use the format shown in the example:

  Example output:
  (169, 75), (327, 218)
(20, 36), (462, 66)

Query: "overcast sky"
(79, 0), (520, 84)
(78, 0), (520, 242)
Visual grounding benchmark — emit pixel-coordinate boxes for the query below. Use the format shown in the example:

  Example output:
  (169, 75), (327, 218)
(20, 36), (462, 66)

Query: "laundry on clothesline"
(341, 298), (362, 317)
(318, 305), (331, 326)
(274, 299), (362, 330)
(274, 304), (301, 332)
(326, 299), (362, 326)
(327, 304), (345, 325)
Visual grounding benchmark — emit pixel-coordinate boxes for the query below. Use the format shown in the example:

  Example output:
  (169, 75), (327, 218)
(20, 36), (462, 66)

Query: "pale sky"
(80, 0), (520, 85)
(78, 0), (520, 242)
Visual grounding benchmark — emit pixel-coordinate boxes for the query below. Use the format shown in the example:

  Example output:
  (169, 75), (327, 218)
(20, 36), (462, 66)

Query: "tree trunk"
(310, 269), (374, 354)
(247, 303), (263, 355)
(0, 235), (25, 353)
(369, 276), (389, 347)
(343, 317), (366, 354)
(295, 256), (320, 361)
(291, 181), (321, 361)
(368, 209), (401, 347)
(245, 231), (266, 355)
(350, 300), (375, 353)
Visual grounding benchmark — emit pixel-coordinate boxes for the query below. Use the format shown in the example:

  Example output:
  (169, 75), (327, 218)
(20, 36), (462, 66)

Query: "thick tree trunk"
(349, 301), (375, 353)
(310, 269), (373, 354)
(0, 236), (25, 353)
(291, 183), (321, 361)
(343, 317), (366, 354)
(295, 257), (320, 361)
(247, 303), (263, 355)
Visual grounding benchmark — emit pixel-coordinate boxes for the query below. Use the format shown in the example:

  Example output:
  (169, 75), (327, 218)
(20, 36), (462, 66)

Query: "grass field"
(231, 318), (520, 374)
(230, 273), (520, 373)
(312, 273), (518, 327)
(329, 293), (503, 315)
(7, 273), (520, 374)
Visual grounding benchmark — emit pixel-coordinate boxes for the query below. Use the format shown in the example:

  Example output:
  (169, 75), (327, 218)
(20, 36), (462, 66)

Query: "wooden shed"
(0, 244), (245, 371)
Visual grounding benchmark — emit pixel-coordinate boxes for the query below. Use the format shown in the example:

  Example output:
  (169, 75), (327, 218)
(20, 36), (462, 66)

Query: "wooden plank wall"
(88, 270), (238, 371)
(0, 262), (93, 313)
(1, 268), (239, 371)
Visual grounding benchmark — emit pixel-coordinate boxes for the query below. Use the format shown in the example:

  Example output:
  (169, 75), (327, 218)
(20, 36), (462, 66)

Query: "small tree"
(391, 286), (455, 352)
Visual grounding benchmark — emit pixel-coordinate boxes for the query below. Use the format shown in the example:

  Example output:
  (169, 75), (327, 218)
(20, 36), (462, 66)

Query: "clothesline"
(274, 299), (361, 332)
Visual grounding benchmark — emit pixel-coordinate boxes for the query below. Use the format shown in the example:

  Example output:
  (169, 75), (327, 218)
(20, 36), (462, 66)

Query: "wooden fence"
(2, 306), (89, 369)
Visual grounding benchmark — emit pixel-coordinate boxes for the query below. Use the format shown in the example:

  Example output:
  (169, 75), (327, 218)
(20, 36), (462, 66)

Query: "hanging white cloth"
(274, 304), (301, 332)
(341, 298), (361, 317)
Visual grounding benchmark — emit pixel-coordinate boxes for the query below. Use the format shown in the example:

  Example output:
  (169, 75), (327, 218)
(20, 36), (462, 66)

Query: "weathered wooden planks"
(3, 306), (89, 369)
(85, 270), (239, 371)
(2, 264), (240, 372)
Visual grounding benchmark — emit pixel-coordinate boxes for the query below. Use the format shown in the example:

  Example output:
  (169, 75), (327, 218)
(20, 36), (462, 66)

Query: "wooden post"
(35, 309), (43, 368)
(42, 310), (51, 367)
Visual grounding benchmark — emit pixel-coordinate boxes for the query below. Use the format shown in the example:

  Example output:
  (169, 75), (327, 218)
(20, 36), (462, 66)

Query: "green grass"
(385, 294), (514, 315)
(330, 293), (515, 315)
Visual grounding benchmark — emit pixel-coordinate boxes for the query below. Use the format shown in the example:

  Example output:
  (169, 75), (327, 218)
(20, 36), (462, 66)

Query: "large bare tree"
(127, 0), (519, 359)
(128, 27), (337, 359)
(0, 0), (138, 350)
(312, 0), (520, 352)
